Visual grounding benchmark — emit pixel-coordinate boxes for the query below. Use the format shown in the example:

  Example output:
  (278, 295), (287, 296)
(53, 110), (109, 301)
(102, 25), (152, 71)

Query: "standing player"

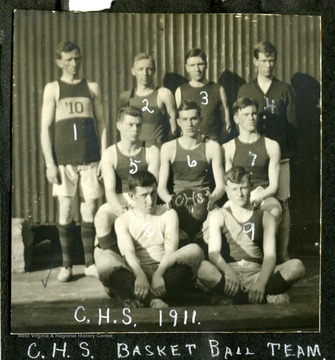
(223, 97), (282, 225)
(97, 170), (204, 308)
(158, 100), (225, 245)
(41, 41), (106, 281)
(198, 167), (305, 305)
(237, 41), (298, 263)
(94, 106), (159, 260)
(175, 48), (231, 144)
(118, 53), (177, 147)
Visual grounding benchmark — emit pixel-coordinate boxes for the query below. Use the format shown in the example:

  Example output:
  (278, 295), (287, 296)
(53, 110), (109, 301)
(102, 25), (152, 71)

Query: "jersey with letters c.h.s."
(220, 204), (264, 264)
(118, 88), (166, 142)
(54, 79), (100, 165)
(232, 136), (270, 190)
(171, 137), (210, 193)
(179, 81), (223, 139)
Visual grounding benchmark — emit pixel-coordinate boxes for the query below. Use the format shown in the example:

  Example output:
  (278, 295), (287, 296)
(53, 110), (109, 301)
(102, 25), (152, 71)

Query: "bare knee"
(81, 199), (97, 222)
(58, 196), (73, 224)
(94, 209), (117, 236)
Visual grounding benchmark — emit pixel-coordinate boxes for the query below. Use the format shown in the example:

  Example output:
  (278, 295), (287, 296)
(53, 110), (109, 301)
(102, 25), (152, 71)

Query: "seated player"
(158, 100), (225, 246)
(96, 170), (204, 308)
(94, 106), (159, 253)
(198, 166), (305, 305)
(223, 97), (282, 235)
(118, 53), (177, 147)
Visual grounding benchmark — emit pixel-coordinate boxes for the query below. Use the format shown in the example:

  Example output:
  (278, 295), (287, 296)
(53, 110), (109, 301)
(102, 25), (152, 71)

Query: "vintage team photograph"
(11, 11), (321, 333)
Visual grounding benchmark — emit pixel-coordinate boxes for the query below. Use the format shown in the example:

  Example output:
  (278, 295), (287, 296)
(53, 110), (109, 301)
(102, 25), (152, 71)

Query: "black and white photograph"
(9, 10), (321, 337)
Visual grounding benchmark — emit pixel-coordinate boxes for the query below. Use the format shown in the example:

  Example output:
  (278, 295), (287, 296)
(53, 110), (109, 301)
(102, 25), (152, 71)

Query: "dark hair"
(133, 52), (156, 70)
(232, 97), (259, 115)
(185, 48), (207, 63)
(118, 106), (143, 122)
(177, 100), (201, 118)
(224, 166), (252, 186)
(56, 41), (81, 59)
(128, 170), (157, 192)
(253, 41), (277, 60)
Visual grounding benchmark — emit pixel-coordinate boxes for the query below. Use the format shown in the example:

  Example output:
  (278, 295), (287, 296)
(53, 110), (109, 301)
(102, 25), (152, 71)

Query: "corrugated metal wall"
(12, 11), (321, 224)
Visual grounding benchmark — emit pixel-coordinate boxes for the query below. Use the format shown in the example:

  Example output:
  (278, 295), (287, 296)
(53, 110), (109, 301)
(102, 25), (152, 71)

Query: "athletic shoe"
(84, 264), (98, 278)
(150, 298), (169, 308)
(57, 266), (73, 282)
(123, 299), (144, 309)
(267, 293), (290, 304)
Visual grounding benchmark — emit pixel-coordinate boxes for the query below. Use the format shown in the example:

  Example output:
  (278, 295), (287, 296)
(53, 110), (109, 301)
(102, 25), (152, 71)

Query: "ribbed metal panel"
(12, 11), (321, 224)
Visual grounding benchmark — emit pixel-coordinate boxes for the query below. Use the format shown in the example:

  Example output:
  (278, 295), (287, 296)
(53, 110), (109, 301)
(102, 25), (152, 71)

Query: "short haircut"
(56, 41), (81, 59)
(253, 41), (277, 59)
(232, 97), (259, 115)
(224, 166), (252, 186)
(177, 100), (201, 118)
(128, 170), (157, 193)
(132, 52), (156, 70)
(185, 48), (207, 63)
(118, 106), (143, 122)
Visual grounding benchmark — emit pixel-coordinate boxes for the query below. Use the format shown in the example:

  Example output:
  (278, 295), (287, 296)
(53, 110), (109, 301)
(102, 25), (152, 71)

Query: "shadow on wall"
(163, 73), (189, 96)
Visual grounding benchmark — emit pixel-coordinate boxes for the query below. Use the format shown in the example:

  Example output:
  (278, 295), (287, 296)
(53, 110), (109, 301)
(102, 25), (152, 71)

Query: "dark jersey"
(115, 143), (148, 193)
(54, 79), (100, 165)
(232, 136), (270, 189)
(220, 205), (264, 264)
(119, 88), (166, 142)
(238, 77), (297, 158)
(179, 81), (224, 140)
(171, 137), (211, 193)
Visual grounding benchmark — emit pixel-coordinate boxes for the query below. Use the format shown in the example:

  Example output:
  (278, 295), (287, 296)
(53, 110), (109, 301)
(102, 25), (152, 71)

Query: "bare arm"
(208, 209), (240, 297)
(222, 140), (235, 172)
(248, 211), (276, 304)
(101, 146), (128, 215)
(159, 88), (177, 137)
(157, 142), (175, 206)
(219, 85), (231, 133)
(146, 144), (160, 180)
(115, 215), (150, 301)
(175, 87), (181, 108)
(250, 138), (281, 205)
(89, 82), (107, 152)
(40, 82), (61, 185)
(206, 140), (225, 209)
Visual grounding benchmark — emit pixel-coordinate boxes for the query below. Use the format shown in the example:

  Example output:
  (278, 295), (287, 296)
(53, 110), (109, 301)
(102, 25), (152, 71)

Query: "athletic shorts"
(52, 162), (103, 200)
(275, 159), (290, 201)
(94, 246), (130, 275)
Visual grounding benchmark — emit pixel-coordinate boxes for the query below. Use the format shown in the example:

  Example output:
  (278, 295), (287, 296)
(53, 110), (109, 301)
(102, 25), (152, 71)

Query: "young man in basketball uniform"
(94, 106), (160, 285)
(41, 41), (106, 282)
(118, 53), (177, 147)
(237, 41), (298, 263)
(158, 100), (225, 246)
(175, 48), (231, 144)
(197, 166), (305, 305)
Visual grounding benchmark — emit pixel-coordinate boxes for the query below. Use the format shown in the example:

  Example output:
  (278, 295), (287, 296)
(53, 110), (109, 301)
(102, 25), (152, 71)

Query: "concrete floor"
(11, 255), (320, 333)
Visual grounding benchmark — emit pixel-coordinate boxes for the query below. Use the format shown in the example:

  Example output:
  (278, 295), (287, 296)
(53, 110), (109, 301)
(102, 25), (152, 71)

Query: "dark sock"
(265, 271), (292, 295)
(164, 264), (193, 302)
(81, 221), (95, 267)
(109, 269), (135, 300)
(212, 276), (226, 295)
(57, 222), (74, 268)
(212, 276), (249, 304)
(97, 229), (120, 253)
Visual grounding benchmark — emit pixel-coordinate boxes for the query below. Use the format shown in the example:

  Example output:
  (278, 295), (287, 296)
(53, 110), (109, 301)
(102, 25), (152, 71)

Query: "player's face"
(117, 114), (142, 142)
(132, 59), (155, 86)
(253, 52), (276, 78)
(57, 49), (81, 76)
(226, 177), (251, 208)
(177, 109), (201, 137)
(132, 185), (157, 215)
(185, 56), (207, 82)
(234, 105), (258, 132)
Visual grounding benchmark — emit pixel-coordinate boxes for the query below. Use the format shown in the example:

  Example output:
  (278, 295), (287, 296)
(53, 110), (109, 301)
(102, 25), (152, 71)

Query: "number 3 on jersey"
(200, 91), (209, 105)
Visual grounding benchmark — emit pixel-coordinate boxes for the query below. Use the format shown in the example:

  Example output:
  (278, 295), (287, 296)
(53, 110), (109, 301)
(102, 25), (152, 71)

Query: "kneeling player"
(198, 166), (305, 304)
(96, 170), (204, 308)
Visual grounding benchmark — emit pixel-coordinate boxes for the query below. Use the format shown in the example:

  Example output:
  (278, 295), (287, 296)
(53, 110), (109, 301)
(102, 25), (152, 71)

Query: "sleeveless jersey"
(220, 205), (264, 264)
(54, 80), (100, 165)
(120, 88), (166, 142)
(232, 136), (270, 190)
(126, 206), (168, 265)
(180, 81), (223, 138)
(171, 138), (210, 193)
(115, 143), (148, 193)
